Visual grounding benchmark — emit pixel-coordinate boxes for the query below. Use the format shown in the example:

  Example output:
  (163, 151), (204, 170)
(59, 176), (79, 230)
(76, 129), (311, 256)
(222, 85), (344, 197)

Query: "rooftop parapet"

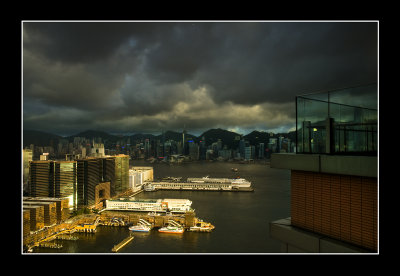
(296, 83), (377, 155)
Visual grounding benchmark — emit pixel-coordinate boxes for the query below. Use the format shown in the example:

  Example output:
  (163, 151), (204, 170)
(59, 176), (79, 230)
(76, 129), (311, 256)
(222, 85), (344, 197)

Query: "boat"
(129, 219), (152, 232)
(188, 226), (213, 232)
(129, 224), (151, 232)
(158, 226), (184, 234)
(143, 184), (156, 191)
(188, 220), (215, 232)
(231, 168), (238, 172)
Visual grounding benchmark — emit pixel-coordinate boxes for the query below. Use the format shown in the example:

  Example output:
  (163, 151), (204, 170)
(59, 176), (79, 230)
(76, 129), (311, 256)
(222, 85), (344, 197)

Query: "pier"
(38, 242), (63, 249)
(112, 235), (134, 252)
(100, 210), (197, 229)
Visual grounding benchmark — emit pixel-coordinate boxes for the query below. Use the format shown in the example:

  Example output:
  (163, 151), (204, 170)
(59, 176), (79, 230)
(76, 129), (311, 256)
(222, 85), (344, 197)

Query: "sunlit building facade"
(54, 161), (76, 209)
(114, 154), (129, 194)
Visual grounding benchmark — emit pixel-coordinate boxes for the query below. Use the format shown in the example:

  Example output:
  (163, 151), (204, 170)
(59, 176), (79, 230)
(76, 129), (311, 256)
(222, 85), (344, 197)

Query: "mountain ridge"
(23, 128), (295, 148)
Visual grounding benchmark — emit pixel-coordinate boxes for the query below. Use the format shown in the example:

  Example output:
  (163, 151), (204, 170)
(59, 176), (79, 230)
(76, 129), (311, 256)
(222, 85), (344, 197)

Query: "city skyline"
(23, 20), (377, 137)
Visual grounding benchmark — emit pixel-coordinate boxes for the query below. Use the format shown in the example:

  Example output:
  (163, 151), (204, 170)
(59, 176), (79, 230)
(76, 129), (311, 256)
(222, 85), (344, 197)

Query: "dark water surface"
(34, 161), (291, 254)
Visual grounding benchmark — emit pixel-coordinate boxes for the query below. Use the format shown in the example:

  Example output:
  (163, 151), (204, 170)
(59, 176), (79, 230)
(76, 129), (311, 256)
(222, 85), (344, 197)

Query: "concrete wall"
(270, 218), (374, 253)
(271, 153), (377, 178)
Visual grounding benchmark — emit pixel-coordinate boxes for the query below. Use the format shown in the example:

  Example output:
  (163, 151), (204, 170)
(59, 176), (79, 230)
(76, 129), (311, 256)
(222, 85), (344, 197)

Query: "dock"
(112, 235), (134, 252)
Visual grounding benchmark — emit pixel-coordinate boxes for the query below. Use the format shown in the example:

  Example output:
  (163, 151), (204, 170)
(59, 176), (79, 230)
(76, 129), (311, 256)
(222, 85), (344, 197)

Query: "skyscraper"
(23, 149), (33, 194)
(29, 161), (54, 197)
(77, 158), (100, 208)
(258, 143), (265, 159)
(77, 156), (117, 209)
(182, 125), (187, 155)
(188, 141), (199, 160)
(54, 161), (76, 209)
(114, 154), (129, 194)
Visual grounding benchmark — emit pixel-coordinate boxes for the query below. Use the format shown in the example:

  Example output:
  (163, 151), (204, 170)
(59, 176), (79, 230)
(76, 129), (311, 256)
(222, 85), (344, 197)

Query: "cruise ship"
(186, 176), (252, 190)
(148, 176), (253, 191)
(105, 198), (193, 213)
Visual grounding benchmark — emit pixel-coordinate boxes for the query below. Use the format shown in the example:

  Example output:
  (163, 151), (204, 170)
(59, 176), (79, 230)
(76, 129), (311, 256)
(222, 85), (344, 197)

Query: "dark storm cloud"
(23, 21), (377, 136)
(23, 22), (174, 64)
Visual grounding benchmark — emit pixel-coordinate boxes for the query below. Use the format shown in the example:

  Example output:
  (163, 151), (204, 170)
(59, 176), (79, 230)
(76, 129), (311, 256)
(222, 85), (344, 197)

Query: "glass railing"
(296, 83), (377, 155)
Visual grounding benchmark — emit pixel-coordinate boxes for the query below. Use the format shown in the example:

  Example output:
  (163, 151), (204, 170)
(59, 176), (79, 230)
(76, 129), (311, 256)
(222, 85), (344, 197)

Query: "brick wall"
(291, 170), (377, 251)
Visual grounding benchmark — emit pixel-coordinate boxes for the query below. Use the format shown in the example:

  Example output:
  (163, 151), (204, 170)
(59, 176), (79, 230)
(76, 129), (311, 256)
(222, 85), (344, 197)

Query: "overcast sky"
(22, 21), (378, 137)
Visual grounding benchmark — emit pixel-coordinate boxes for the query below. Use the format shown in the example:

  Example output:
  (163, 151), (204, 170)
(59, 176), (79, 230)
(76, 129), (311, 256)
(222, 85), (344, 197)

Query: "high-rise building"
(244, 145), (255, 160)
(239, 140), (245, 158)
(114, 154), (129, 194)
(77, 158), (100, 208)
(91, 141), (105, 157)
(268, 138), (278, 153)
(188, 141), (199, 160)
(270, 83), (377, 253)
(144, 139), (150, 159)
(54, 161), (76, 209)
(258, 143), (265, 159)
(29, 161), (54, 197)
(40, 153), (49, 161)
(199, 137), (206, 160)
(102, 156), (116, 196)
(23, 149), (33, 194)
(182, 126), (187, 155)
(76, 156), (118, 209)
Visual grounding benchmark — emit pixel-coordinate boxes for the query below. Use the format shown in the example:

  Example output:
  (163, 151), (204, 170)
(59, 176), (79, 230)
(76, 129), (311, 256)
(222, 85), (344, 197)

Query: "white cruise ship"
(105, 198), (193, 213)
(187, 176), (252, 189)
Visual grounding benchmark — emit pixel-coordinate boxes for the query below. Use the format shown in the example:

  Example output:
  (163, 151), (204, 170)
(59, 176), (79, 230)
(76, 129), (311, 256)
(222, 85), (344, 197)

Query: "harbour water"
(33, 161), (291, 254)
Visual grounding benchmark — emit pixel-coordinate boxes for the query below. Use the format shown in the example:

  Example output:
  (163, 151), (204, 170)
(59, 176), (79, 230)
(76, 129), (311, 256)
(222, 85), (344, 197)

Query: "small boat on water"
(129, 219), (152, 232)
(231, 168), (238, 172)
(159, 219), (184, 234)
(188, 220), (215, 232)
(129, 224), (151, 232)
(158, 226), (184, 234)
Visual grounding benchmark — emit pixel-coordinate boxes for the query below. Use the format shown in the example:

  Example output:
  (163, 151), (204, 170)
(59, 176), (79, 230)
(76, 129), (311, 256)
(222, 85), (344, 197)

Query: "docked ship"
(129, 224), (151, 232)
(188, 219), (215, 232)
(187, 176), (252, 190)
(158, 219), (184, 234)
(146, 176), (253, 192)
(158, 226), (184, 234)
(129, 219), (152, 232)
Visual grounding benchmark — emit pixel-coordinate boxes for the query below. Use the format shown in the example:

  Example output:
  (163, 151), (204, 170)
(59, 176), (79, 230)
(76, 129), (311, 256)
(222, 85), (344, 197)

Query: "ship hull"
(130, 229), (150, 232)
(129, 226), (151, 232)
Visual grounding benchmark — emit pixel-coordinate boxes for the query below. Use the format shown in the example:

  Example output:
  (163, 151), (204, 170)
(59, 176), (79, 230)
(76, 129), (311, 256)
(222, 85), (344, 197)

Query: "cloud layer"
(23, 21), (377, 136)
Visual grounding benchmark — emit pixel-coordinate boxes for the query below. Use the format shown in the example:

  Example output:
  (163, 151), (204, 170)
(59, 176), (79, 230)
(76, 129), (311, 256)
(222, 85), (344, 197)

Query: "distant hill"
(243, 130), (271, 145)
(67, 130), (119, 142)
(199, 128), (241, 149)
(130, 133), (156, 142)
(23, 128), (297, 149)
(156, 130), (196, 142)
(23, 130), (62, 148)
